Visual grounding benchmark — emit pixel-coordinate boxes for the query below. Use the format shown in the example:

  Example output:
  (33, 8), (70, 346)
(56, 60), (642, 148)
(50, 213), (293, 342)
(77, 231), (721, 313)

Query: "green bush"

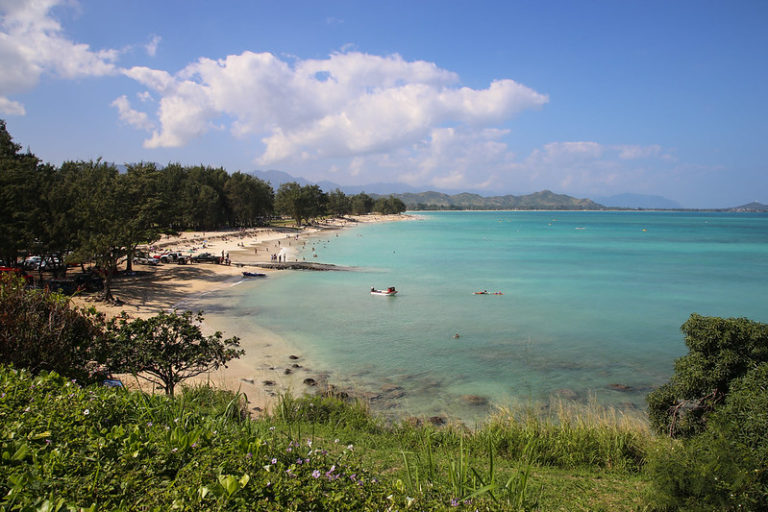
(647, 363), (768, 510)
(0, 274), (107, 383)
(647, 314), (768, 438)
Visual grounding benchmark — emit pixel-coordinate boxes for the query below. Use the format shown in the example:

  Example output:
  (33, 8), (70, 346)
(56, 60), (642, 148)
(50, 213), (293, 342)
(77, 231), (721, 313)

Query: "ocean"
(190, 211), (768, 422)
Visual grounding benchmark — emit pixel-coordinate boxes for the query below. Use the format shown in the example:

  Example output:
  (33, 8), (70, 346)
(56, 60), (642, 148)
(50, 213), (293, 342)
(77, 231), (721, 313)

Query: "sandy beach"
(71, 214), (410, 413)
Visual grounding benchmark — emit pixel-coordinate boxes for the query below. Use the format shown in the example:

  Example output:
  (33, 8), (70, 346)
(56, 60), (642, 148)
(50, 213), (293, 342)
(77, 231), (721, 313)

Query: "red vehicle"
(0, 266), (34, 285)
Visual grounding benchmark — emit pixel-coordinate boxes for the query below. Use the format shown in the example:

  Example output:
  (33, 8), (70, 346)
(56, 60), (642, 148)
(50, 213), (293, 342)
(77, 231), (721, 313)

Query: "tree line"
(0, 120), (404, 297)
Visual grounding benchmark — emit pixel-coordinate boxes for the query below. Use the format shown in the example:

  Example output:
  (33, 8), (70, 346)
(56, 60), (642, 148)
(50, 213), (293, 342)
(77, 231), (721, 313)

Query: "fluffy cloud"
(120, 50), (549, 163)
(0, 0), (119, 114)
(111, 95), (155, 132)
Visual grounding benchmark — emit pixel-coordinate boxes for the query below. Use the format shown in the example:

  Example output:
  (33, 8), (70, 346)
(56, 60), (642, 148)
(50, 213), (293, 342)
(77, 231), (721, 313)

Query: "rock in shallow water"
(461, 394), (489, 407)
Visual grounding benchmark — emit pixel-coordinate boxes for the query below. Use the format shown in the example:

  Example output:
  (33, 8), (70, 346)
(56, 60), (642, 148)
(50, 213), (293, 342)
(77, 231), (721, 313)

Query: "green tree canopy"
(647, 313), (768, 438)
(373, 195), (407, 214)
(0, 119), (42, 265)
(350, 192), (374, 215)
(105, 310), (243, 396)
(224, 171), (274, 226)
(326, 188), (350, 217)
(65, 160), (125, 301)
(275, 182), (327, 226)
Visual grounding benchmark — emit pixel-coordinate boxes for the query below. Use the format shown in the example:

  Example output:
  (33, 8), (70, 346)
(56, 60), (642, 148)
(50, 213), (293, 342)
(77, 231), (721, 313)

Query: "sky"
(1, 0), (766, 208)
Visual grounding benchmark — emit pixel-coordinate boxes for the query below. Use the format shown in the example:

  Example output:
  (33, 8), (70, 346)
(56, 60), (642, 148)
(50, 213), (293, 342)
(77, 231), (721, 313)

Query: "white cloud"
(111, 95), (154, 132)
(145, 35), (161, 57)
(0, 0), (119, 114)
(488, 141), (684, 197)
(119, 50), (549, 168)
(617, 144), (662, 160)
(0, 96), (25, 115)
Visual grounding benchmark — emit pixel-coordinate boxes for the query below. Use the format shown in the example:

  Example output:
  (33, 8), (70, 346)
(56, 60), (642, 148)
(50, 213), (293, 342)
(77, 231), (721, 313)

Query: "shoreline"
(71, 214), (412, 414)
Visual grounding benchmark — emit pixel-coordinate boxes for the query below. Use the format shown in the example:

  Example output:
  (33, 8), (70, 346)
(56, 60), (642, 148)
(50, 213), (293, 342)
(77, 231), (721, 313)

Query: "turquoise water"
(192, 211), (768, 421)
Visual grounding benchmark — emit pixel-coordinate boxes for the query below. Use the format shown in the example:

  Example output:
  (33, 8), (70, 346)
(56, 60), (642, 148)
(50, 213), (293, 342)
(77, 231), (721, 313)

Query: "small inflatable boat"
(371, 286), (397, 296)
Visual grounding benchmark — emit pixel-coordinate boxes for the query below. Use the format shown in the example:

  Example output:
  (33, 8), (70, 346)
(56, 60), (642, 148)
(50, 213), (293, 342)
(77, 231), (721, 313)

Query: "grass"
(0, 366), (658, 510)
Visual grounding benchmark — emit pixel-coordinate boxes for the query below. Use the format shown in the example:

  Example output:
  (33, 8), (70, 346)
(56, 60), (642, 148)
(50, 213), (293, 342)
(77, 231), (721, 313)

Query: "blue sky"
(1, 1), (766, 208)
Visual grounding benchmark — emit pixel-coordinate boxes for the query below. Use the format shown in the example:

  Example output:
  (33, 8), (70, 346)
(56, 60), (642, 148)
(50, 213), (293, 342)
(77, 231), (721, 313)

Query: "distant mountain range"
(589, 193), (682, 209)
(248, 170), (603, 210)
(383, 190), (603, 210)
(247, 170), (768, 212)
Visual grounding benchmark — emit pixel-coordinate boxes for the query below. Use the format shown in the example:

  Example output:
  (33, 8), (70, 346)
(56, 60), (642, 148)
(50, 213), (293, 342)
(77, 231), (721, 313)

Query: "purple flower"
(246, 452), (253, 459)
(451, 498), (459, 507)
(271, 458), (277, 464)
(312, 470), (321, 479)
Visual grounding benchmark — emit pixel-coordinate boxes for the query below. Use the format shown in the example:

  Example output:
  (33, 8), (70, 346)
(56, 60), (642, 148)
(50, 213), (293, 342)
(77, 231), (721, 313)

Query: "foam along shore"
(70, 214), (411, 413)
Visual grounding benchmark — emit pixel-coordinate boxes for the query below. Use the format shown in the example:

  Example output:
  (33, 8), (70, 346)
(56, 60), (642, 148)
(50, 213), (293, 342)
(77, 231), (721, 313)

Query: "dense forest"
(0, 120), (405, 292)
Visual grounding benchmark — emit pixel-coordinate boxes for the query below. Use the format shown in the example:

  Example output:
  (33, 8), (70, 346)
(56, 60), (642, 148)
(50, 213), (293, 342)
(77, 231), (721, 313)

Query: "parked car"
(191, 252), (220, 263)
(154, 251), (188, 264)
(39, 256), (61, 271)
(133, 256), (159, 266)
(23, 256), (42, 270)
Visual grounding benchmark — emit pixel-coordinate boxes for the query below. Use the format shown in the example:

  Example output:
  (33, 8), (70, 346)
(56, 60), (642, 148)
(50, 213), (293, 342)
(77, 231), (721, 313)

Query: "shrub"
(0, 274), (107, 383)
(647, 314), (768, 438)
(647, 363), (768, 510)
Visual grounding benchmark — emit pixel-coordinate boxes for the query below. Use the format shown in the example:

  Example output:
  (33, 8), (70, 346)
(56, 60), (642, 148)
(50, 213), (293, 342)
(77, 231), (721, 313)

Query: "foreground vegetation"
(1, 367), (654, 511)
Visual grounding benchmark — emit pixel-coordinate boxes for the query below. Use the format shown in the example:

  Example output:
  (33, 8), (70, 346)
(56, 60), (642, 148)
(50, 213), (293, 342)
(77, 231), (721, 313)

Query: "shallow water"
(190, 211), (768, 422)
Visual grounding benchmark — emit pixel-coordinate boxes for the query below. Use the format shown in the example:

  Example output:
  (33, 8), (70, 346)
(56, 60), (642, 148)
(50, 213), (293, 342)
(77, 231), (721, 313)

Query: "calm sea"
(190, 211), (768, 422)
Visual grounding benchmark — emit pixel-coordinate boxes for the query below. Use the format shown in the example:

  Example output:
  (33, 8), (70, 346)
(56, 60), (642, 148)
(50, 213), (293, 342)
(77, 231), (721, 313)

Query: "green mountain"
(726, 202), (768, 212)
(377, 190), (605, 210)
